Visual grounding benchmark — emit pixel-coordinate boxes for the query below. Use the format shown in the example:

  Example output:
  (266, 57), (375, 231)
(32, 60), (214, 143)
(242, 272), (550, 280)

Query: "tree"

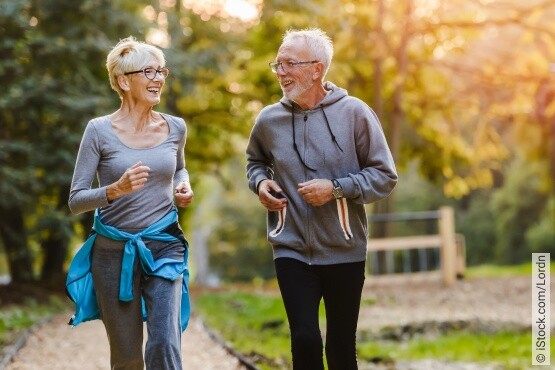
(233, 0), (555, 266)
(0, 0), (148, 286)
(2, 0), (554, 287)
(491, 159), (550, 264)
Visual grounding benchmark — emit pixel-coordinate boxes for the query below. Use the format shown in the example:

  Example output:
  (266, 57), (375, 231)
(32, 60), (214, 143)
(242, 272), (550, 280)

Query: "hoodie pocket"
(269, 206), (287, 237)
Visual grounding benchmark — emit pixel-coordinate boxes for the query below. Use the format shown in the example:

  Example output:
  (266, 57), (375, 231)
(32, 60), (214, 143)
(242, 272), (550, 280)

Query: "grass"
(358, 330), (542, 370)
(0, 295), (68, 348)
(465, 262), (555, 279)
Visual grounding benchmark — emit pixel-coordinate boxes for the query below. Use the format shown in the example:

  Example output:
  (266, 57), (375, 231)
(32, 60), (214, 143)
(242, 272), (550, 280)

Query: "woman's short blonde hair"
(106, 36), (166, 98)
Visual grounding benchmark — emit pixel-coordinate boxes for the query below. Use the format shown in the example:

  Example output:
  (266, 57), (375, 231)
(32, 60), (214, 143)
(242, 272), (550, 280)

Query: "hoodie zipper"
(302, 111), (314, 265)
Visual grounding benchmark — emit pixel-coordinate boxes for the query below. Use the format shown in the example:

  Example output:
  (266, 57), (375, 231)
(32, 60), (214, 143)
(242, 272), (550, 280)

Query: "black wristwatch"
(331, 179), (344, 199)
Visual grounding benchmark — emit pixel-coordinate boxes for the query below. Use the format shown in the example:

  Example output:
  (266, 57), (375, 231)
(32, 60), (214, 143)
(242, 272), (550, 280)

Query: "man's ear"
(313, 62), (324, 81)
(117, 75), (130, 92)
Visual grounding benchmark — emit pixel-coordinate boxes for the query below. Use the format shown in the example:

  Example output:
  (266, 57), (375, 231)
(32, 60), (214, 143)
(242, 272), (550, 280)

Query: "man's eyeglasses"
(124, 67), (170, 80)
(269, 61), (318, 73)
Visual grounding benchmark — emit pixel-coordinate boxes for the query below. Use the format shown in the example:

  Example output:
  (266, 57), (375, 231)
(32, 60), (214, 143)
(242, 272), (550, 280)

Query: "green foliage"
(526, 196), (555, 255)
(205, 158), (274, 282)
(491, 159), (548, 264)
(0, 0), (147, 282)
(386, 162), (450, 237)
(1, 0), (553, 287)
(387, 159), (550, 267)
(457, 190), (497, 266)
(0, 0), (263, 283)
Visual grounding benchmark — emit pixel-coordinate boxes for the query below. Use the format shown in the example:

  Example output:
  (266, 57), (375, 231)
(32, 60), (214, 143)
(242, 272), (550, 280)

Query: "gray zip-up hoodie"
(246, 81), (397, 265)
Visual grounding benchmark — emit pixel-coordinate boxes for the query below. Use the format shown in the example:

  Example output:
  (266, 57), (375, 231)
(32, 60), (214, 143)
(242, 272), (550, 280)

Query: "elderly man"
(246, 28), (397, 370)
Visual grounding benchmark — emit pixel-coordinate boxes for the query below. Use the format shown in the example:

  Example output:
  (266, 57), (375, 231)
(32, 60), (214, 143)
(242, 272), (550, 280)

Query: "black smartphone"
(270, 190), (285, 199)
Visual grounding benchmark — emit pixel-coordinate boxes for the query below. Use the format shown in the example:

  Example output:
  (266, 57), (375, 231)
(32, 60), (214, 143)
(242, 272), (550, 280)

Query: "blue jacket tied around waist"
(66, 208), (190, 332)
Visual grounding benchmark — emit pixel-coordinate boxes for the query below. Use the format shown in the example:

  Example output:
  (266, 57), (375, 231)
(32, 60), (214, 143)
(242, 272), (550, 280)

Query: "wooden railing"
(367, 206), (465, 286)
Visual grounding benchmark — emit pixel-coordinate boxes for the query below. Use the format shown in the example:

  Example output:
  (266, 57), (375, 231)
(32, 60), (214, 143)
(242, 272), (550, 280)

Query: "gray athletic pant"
(91, 233), (184, 370)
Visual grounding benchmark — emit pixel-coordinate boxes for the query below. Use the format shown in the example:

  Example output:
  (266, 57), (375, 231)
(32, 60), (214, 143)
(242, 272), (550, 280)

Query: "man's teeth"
(147, 88), (159, 93)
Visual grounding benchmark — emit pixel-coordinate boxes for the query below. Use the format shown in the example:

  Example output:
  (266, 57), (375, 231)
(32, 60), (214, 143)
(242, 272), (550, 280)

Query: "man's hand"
(297, 179), (334, 206)
(258, 179), (287, 211)
(175, 181), (194, 208)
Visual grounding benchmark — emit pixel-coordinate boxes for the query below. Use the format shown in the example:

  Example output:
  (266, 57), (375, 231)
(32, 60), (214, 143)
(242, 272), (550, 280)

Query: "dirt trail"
(3, 314), (246, 370)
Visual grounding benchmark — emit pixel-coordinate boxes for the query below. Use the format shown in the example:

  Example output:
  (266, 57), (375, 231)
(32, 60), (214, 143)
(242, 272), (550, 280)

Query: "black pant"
(274, 257), (366, 370)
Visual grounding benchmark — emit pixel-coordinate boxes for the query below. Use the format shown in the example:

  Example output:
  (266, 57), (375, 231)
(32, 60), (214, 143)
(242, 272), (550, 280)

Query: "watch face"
(333, 187), (343, 199)
(332, 179), (343, 199)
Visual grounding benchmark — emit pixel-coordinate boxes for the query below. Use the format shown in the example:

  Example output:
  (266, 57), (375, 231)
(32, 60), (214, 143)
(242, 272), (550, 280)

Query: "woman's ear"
(117, 75), (130, 92)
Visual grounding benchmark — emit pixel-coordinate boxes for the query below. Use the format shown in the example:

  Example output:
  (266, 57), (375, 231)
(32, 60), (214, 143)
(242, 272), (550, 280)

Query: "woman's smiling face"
(124, 59), (166, 106)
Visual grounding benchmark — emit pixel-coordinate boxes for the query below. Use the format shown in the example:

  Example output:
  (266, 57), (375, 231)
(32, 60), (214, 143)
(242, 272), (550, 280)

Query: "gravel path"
(359, 273), (532, 331)
(3, 314), (247, 370)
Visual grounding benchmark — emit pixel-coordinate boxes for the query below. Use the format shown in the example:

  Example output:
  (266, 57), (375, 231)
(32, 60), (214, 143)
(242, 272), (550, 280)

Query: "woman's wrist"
(106, 183), (120, 202)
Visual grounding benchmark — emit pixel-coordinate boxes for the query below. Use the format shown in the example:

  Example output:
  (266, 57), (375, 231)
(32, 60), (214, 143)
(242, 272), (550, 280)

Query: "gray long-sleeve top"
(69, 113), (189, 229)
(246, 82), (397, 265)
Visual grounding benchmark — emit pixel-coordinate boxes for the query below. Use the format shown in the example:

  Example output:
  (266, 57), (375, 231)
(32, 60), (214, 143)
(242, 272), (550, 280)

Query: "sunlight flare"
(182, 0), (261, 23)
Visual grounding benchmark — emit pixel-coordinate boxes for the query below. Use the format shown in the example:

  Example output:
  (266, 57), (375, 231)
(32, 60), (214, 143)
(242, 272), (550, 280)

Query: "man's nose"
(277, 64), (287, 75)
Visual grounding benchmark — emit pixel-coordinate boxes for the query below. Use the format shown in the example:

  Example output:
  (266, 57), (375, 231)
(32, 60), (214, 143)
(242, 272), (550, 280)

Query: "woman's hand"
(107, 162), (151, 201)
(174, 181), (194, 208)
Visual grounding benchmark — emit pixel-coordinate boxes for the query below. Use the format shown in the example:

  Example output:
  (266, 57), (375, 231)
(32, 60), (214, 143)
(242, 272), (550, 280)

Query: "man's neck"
(294, 84), (327, 110)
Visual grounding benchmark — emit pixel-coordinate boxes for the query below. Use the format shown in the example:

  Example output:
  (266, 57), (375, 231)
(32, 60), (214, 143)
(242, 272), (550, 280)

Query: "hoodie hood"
(279, 81), (349, 111)
(279, 81), (347, 171)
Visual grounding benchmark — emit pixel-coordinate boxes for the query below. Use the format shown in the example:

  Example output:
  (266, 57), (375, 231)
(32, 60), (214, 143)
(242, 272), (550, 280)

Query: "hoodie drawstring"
(290, 104), (344, 171)
(320, 104), (344, 153)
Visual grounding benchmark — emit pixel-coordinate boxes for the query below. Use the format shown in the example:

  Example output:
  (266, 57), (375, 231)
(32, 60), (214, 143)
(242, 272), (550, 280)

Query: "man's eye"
(286, 62), (295, 67)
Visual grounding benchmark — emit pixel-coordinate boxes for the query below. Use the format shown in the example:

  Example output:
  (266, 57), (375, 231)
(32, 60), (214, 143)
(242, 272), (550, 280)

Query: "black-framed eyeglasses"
(124, 67), (170, 80)
(269, 60), (318, 73)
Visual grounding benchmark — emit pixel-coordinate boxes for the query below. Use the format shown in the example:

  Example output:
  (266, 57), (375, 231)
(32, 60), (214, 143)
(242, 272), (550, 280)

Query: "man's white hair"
(282, 28), (334, 80)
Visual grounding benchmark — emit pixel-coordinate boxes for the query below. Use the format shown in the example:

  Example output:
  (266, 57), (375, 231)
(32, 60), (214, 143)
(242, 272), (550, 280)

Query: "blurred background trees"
(0, 0), (553, 287)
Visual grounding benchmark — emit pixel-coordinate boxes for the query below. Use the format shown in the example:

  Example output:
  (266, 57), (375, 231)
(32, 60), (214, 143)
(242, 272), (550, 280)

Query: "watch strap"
(331, 179), (343, 199)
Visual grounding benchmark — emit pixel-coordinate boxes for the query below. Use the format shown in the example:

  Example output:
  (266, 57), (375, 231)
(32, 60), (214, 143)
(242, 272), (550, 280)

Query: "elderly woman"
(66, 36), (193, 370)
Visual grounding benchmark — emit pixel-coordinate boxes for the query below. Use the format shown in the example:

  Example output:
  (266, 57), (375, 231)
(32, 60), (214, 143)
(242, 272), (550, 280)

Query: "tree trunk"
(192, 225), (211, 286)
(40, 185), (71, 290)
(0, 206), (34, 282)
(40, 232), (69, 290)
(370, 0), (412, 274)
(190, 202), (215, 286)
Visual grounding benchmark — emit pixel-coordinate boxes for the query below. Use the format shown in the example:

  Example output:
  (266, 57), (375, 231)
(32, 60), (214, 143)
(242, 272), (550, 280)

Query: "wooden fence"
(367, 206), (466, 286)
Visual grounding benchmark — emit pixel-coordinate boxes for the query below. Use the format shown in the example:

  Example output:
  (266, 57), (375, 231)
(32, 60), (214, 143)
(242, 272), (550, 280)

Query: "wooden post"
(439, 206), (456, 286)
(455, 234), (466, 278)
